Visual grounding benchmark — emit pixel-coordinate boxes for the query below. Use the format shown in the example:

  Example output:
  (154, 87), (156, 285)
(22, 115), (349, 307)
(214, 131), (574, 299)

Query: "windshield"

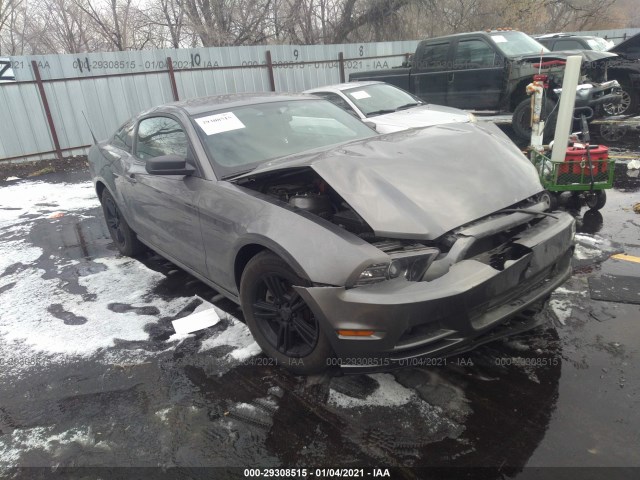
(586, 37), (612, 51)
(343, 83), (422, 117)
(193, 99), (377, 178)
(490, 31), (549, 56)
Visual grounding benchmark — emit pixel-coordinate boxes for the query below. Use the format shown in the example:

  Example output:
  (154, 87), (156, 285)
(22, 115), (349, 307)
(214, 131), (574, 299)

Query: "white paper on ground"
(172, 308), (221, 334)
(195, 112), (245, 135)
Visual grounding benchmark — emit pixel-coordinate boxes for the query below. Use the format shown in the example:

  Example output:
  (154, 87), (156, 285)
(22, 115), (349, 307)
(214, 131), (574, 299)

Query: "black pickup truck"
(350, 30), (621, 139)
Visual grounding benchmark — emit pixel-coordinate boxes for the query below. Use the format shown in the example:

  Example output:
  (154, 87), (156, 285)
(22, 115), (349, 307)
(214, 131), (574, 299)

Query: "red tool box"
(560, 145), (609, 176)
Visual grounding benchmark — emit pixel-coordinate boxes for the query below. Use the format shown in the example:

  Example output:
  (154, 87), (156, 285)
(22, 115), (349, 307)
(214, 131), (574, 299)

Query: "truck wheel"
(603, 83), (638, 116)
(512, 97), (557, 142)
(585, 190), (606, 211)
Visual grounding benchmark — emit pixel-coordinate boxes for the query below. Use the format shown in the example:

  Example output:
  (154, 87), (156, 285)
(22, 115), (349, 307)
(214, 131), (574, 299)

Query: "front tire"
(603, 83), (638, 116)
(240, 251), (334, 374)
(512, 97), (557, 142)
(101, 189), (145, 256)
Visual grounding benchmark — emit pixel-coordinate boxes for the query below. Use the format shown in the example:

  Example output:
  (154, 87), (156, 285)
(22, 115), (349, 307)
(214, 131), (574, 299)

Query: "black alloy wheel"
(240, 251), (334, 374)
(101, 190), (144, 256)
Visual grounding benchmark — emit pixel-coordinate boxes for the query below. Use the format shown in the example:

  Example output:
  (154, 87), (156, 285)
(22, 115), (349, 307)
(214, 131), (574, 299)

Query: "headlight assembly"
(353, 248), (439, 287)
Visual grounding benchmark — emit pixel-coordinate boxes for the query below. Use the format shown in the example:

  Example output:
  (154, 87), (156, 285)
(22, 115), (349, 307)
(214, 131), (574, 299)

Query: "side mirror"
(145, 154), (196, 176)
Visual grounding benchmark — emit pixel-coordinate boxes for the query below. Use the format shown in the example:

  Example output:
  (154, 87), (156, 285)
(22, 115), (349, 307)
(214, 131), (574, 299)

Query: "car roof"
(156, 92), (318, 116)
(535, 33), (601, 40)
(304, 81), (383, 93)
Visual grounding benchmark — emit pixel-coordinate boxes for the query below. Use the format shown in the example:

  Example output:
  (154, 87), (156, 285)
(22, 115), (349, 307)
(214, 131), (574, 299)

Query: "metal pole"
(338, 52), (346, 83)
(167, 57), (180, 101)
(551, 55), (582, 163)
(32, 60), (63, 161)
(265, 50), (276, 92)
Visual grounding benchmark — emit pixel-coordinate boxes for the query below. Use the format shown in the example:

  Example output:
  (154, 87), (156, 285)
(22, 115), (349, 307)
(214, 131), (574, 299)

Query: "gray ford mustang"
(88, 93), (575, 374)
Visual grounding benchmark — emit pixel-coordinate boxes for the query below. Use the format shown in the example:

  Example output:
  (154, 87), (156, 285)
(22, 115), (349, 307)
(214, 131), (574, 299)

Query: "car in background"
(88, 93), (575, 374)
(535, 34), (614, 52)
(303, 81), (474, 133)
(535, 32), (640, 115)
(0, 58), (16, 83)
(350, 30), (621, 140)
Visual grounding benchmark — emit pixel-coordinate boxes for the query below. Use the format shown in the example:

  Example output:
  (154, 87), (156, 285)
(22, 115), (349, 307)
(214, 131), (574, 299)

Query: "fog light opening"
(337, 329), (376, 337)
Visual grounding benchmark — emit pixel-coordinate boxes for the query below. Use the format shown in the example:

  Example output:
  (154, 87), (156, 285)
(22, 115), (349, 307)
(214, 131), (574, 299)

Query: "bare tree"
(73, 0), (152, 51)
(182, 0), (273, 46)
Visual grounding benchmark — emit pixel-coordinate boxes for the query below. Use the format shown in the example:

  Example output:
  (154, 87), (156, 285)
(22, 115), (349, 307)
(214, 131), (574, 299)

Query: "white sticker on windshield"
(350, 90), (371, 99)
(195, 112), (245, 135)
(492, 35), (507, 43)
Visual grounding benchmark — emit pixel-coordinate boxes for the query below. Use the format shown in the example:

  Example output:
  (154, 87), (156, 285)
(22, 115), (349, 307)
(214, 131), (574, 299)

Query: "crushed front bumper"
(297, 212), (575, 372)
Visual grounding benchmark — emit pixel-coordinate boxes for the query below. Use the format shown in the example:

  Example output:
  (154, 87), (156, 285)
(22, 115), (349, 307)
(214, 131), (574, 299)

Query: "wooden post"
(338, 52), (346, 83)
(167, 57), (180, 101)
(265, 50), (276, 92)
(32, 61), (63, 161)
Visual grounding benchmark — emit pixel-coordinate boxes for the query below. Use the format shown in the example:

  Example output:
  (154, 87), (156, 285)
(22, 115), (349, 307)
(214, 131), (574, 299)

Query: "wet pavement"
(0, 124), (639, 479)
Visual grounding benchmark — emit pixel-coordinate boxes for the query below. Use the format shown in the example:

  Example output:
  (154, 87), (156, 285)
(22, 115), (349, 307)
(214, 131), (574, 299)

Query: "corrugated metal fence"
(0, 41), (418, 162)
(2, 28), (639, 163)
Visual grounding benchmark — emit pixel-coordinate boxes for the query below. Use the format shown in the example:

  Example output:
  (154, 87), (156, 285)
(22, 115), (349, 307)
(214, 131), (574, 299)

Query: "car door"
(411, 41), (451, 105)
(124, 115), (207, 274)
(448, 38), (504, 110)
(106, 120), (136, 206)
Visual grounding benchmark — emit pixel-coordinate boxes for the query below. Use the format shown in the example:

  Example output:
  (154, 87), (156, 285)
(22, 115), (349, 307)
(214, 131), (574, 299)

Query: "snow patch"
(0, 255), (193, 372)
(0, 426), (106, 468)
(574, 243), (602, 261)
(0, 181), (99, 230)
(328, 373), (415, 408)
(199, 317), (260, 360)
(549, 298), (573, 325)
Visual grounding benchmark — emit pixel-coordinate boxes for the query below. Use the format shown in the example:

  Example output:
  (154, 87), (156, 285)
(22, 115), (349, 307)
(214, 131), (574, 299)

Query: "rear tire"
(512, 97), (557, 142)
(101, 189), (145, 256)
(585, 190), (606, 210)
(240, 251), (334, 375)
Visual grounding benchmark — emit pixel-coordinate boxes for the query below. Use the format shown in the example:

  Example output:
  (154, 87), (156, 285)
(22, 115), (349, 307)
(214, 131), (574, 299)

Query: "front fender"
(229, 201), (389, 287)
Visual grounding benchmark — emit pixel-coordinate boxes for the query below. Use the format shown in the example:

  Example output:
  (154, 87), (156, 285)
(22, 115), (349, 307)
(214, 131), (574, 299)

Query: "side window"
(554, 39), (584, 50)
(454, 39), (496, 68)
(136, 116), (188, 160)
(416, 42), (449, 70)
(112, 120), (135, 153)
(315, 92), (359, 116)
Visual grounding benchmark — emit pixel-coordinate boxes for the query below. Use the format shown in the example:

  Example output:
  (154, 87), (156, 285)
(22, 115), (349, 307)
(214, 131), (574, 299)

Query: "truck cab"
(352, 30), (563, 112)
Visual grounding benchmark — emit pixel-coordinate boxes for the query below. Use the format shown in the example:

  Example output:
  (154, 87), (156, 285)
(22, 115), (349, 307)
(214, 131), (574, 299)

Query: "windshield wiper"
(221, 168), (256, 181)
(396, 102), (421, 111)
(366, 109), (396, 117)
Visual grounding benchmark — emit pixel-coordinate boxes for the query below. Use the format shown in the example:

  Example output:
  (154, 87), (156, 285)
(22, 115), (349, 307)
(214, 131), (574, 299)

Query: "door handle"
(448, 73), (455, 84)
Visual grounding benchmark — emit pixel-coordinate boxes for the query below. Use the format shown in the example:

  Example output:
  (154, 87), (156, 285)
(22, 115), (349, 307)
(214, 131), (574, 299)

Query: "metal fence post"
(32, 60), (63, 161)
(265, 50), (276, 92)
(167, 57), (180, 101)
(338, 52), (346, 83)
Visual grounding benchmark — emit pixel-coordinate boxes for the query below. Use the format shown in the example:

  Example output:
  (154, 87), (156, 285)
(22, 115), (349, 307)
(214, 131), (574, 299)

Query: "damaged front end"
(234, 123), (575, 371)
(297, 203), (575, 372)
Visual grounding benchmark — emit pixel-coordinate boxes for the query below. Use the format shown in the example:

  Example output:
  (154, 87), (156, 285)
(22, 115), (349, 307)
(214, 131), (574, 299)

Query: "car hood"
(609, 32), (640, 59)
(370, 104), (470, 132)
(237, 122), (543, 240)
